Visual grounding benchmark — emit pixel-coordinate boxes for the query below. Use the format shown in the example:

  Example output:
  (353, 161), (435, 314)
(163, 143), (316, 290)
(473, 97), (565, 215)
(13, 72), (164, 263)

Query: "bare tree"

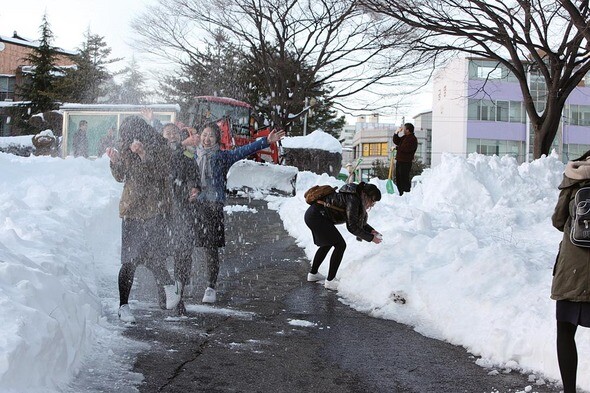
(361, 0), (590, 159)
(132, 0), (432, 128)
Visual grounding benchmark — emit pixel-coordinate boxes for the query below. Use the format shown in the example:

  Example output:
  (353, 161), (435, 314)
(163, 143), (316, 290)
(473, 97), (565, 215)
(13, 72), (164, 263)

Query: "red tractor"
(186, 96), (281, 164)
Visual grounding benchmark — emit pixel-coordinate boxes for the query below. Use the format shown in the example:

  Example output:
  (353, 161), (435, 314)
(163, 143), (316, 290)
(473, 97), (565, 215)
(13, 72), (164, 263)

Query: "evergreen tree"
(160, 31), (248, 124)
(18, 14), (60, 114)
(55, 31), (121, 103)
(106, 57), (150, 104)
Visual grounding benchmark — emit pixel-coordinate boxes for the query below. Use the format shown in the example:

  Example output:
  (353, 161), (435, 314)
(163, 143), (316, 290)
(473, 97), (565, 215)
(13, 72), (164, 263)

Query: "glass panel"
(67, 114), (118, 157)
(509, 101), (523, 123)
(496, 101), (509, 122)
(468, 99), (478, 120)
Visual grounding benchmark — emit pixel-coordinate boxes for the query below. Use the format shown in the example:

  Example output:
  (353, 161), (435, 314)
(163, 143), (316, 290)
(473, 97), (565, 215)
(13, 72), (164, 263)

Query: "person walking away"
(106, 116), (179, 323)
(392, 123), (418, 196)
(551, 150), (590, 393)
(161, 124), (200, 315)
(73, 120), (89, 157)
(194, 122), (285, 303)
(304, 182), (383, 290)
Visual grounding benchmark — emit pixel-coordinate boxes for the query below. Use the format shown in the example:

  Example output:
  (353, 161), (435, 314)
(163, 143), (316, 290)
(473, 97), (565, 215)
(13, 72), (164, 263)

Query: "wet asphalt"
(122, 196), (564, 393)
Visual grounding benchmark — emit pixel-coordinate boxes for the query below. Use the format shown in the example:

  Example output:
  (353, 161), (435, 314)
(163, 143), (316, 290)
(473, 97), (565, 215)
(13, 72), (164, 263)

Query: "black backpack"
(570, 186), (590, 247)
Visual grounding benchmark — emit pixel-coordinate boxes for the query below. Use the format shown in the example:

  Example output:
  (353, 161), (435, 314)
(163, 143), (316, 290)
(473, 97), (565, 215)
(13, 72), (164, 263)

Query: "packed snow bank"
(269, 152), (586, 389)
(280, 130), (342, 153)
(0, 153), (130, 392)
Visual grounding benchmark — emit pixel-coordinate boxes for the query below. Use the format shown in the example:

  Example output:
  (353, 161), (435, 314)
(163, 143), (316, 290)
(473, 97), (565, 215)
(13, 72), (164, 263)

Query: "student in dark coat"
(551, 150), (590, 393)
(304, 182), (382, 290)
(392, 123), (418, 195)
(161, 124), (200, 315)
(193, 122), (285, 303)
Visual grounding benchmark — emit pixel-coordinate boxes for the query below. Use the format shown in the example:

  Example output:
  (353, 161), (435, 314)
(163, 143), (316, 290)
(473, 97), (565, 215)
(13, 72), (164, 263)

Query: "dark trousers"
(304, 204), (347, 280)
(118, 216), (173, 306)
(395, 161), (412, 196)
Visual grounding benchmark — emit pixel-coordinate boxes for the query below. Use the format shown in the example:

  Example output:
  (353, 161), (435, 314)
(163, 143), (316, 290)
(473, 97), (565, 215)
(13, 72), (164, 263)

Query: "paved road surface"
(121, 197), (563, 393)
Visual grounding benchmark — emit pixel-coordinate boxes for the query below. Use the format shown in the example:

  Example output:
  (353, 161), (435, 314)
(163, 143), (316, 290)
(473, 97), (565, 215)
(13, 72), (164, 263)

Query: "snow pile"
(280, 130), (343, 153)
(269, 152), (586, 388)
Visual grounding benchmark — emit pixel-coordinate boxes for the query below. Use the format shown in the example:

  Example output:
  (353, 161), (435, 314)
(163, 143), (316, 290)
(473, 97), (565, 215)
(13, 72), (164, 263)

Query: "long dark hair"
(357, 182), (382, 202)
(202, 121), (222, 144)
(574, 149), (590, 162)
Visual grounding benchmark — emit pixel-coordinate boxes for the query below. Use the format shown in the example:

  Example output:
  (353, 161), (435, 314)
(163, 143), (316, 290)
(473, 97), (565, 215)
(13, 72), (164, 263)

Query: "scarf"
(196, 144), (220, 198)
(565, 158), (590, 180)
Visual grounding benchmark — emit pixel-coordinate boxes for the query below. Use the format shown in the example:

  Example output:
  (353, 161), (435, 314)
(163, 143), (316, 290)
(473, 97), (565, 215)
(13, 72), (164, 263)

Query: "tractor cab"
(187, 96), (280, 164)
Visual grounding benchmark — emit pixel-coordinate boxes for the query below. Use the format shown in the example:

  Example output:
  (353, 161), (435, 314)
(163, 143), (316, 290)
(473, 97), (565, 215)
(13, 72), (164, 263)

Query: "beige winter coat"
(110, 143), (171, 220)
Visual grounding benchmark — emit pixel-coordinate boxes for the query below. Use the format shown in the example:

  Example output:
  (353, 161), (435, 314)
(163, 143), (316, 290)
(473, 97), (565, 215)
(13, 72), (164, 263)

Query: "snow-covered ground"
(0, 131), (585, 392)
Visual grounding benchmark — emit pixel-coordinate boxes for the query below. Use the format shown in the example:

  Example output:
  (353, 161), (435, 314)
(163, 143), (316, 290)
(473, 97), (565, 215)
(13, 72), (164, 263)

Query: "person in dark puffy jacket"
(551, 149), (590, 393)
(304, 182), (382, 290)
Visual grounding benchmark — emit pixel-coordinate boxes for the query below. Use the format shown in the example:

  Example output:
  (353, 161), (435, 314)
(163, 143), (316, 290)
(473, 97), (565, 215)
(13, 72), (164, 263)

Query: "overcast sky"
(0, 0), (156, 63)
(0, 0), (432, 122)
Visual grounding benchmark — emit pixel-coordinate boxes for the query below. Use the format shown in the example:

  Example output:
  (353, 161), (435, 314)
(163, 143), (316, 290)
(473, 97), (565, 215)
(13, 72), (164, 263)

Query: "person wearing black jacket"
(162, 124), (201, 315)
(304, 182), (382, 290)
(392, 123), (418, 195)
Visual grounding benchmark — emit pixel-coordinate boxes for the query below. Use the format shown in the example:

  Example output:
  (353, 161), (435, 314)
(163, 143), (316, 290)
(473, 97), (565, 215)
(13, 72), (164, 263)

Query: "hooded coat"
(551, 159), (590, 302)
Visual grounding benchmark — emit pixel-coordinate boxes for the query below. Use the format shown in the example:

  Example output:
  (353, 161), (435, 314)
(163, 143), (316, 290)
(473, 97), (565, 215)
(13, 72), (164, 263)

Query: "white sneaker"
(118, 304), (136, 324)
(324, 279), (339, 291)
(307, 272), (326, 282)
(202, 287), (216, 303)
(164, 281), (182, 310)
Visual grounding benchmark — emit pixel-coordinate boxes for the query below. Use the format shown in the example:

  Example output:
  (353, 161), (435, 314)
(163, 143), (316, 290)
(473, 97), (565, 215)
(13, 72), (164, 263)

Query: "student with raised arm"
(193, 122), (285, 304)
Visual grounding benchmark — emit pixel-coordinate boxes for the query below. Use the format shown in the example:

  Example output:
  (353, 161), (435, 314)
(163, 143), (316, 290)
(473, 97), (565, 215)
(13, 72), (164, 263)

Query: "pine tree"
(107, 57), (149, 104)
(55, 31), (121, 103)
(18, 14), (60, 114)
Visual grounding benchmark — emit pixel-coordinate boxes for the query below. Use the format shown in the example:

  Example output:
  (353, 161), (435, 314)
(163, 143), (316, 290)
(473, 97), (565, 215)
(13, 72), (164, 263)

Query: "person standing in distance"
(392, 123), (418, 196)
(73, 120), (89, 158)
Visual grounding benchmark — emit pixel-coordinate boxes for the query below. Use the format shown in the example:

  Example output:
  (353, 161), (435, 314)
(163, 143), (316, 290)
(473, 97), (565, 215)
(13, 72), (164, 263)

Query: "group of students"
(106, 115), (284, 323)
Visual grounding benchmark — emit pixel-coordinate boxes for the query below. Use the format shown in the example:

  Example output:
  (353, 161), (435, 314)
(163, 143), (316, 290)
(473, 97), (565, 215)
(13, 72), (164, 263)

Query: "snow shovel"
(386, 150), (396, 194)
(346, 157), (363, 183)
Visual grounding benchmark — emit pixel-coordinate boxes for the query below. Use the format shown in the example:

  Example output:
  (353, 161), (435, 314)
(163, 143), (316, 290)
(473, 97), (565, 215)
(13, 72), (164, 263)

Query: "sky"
(0, 130), (583, 392)
(0, 1), (432, 124)
(0, 1), (155, 62)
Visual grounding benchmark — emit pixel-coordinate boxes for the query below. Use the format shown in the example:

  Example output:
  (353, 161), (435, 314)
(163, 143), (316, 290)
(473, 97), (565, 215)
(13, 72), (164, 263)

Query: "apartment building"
(0, 31), (76, 135)
(431, 56), (590, 166)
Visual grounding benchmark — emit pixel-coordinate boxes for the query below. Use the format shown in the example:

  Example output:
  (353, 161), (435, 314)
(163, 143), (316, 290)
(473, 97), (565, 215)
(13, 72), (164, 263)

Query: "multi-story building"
(431, 56), (590, 166)
(0, 31), (76, 135)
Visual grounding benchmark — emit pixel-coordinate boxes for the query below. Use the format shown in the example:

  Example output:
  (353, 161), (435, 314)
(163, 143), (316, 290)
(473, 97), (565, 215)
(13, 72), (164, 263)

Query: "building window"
(0, 76), (16, 101)
(468, 60), (518, 82)
(362, 142), (388, 157)
(468, 99), (526, 123)
(467, 138), (524, 161)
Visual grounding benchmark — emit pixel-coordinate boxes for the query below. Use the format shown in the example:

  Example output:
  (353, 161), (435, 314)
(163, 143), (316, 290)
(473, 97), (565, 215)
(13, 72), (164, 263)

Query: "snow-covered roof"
(59, 103), (181, 112)
(0, 34), (77, 56)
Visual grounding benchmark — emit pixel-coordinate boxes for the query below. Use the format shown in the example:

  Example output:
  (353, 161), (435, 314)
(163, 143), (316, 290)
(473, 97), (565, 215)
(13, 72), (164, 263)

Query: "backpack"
(570, 186), (590, 247)
(304, 185), (337, 204)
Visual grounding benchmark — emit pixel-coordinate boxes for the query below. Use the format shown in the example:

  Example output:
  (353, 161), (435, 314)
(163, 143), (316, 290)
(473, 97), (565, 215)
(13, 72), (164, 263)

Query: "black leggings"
(204, 246), (220, 288)
(310, 241), (347, 281)
(557, 321), (578, 393)
(118, 261), (172, 306)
